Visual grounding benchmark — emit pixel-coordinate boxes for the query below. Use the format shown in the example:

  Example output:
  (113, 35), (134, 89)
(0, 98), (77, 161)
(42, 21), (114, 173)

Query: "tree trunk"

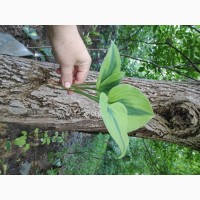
(0, 55), (200, 150)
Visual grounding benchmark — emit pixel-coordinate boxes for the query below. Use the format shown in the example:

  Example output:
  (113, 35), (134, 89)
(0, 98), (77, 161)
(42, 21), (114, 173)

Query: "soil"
(0, 25), (93, 175)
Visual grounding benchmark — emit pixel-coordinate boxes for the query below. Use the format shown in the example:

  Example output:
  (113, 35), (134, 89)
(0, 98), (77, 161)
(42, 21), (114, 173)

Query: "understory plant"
(53, 42), (154, 158)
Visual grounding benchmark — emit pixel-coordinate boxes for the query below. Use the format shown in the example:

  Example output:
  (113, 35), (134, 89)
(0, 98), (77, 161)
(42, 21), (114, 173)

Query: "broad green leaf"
(97, 71), (125, 94)
(13, 136), (27, 147)
(100, 92), (129, 158)
(108, 84), (154, 132)
(96, 42), (121, 89)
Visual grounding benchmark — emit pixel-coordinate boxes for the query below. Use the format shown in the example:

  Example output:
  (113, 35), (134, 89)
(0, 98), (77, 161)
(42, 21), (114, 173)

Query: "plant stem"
(73, 82), (96, 86)
(72, 89), (99, 103)
(47, 80), (99, 102)
(72, 86), (96, 91)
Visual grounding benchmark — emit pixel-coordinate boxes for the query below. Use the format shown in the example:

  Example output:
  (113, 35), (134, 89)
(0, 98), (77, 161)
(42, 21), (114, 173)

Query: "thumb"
(60, 65), (73, 88)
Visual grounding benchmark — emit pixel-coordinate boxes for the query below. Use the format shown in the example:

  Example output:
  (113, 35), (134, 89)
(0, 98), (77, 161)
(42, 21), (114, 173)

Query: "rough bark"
(0, 55), (200, 150)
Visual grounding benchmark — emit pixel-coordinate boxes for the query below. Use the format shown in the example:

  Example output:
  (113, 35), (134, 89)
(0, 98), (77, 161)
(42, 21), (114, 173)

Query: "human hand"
(48, 25), (91, 92)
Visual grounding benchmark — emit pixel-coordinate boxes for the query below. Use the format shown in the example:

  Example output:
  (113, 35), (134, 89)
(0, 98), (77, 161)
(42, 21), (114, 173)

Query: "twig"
(167, 42), (200, 73)
(142, 139), (161, 174)
(132, 26), (145, 37)
(187, 25), (200, 34)
(121, 54), (200, 81)
(27, 45), (107, 52)
(88, 48), (107, 51)
(27, 45), (52, 49)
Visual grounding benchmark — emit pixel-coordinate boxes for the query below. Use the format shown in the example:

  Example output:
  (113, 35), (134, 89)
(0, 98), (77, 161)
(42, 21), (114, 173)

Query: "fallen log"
(0, 55), (200, 150)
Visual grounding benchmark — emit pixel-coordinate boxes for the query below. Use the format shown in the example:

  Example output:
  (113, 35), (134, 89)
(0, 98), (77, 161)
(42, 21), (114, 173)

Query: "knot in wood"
(168, 101), (199, 137)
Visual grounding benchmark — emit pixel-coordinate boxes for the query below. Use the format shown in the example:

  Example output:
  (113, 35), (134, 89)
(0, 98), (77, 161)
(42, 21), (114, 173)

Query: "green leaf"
(97, 71), (125, 94)
(23, 26), (39, 41)
(23, 143), (30, 152)
(57, 137), (64, 143)
(83, 36), (92, 45)
(39, 48), (53, 57)
(21, 131), (27, 136)
(34, 128), (39, 134)
(100, 92), (129, 158)
(52, 136), (57, 143)
(96, 42), (121, 90)
(44, 131), (48, 138)
(108, 84), (154, 132)
(138, 67), (145, 72)
(42, 138), (47, 145)
(47, 138), (51, 145)
(5, 141), (11, 151)
(54, 131), (59, 137)
(13, 136), (27, 147)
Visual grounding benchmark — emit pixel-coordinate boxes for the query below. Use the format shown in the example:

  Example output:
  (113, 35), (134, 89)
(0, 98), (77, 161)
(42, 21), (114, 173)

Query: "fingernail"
(64, 82), (71, 89)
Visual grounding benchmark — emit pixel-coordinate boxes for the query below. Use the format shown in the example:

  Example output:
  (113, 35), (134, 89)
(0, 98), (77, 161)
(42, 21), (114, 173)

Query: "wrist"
(48, 25), (79, 38)
(48, 25), (81, 47)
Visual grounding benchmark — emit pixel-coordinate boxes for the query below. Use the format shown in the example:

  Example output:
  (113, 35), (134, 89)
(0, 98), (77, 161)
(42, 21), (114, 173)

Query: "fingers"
(73, 62), (91, 84)
(56, 61), (91, 96)
(60, 65), (73, 89)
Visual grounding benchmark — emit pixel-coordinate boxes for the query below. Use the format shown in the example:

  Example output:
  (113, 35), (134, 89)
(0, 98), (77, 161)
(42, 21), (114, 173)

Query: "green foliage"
(97, 71), (125, 94)
(47, 134), (109, 175)
(13, 130), (30, 152)
(9, 25), (199, 174)
(23, 26), (39, 41)
(98, 43), (153, 157)
(90, 136), (200, 175)
(83, 35), (92, 46)
(51, 131), (64, 144)
(45, 133), (200, 175)
(108, 84), (154, 132)
(41, 131), (51, 145)
(38, 47), (53, 62)
(62, 134), (109, 175)
(85, 25), (200, 81)
(69, 42), (154, 158)
(96, 41), (122, 91)
(115, 25), (200, 81)
(46, 168), (59, 175)
(100, 93), (129, 158)
(13, 131), (27, 147)
(10, 128), (65, 155)
(25, 25), (198, 174)
(5, 140), (11, 152)
(23, 143), (30, 152)
(0, 160), (7, 175)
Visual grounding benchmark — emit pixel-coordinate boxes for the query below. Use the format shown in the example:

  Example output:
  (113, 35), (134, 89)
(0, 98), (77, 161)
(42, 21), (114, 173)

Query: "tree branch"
(187, 25), (200, 34)
(120, 54), (200, 81)
(167, 42), (200, 74)
(142, 139), (161, 174)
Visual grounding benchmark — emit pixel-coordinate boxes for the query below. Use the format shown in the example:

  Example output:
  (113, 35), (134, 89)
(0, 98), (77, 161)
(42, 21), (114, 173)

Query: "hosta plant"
(54, 42), (154, 158)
